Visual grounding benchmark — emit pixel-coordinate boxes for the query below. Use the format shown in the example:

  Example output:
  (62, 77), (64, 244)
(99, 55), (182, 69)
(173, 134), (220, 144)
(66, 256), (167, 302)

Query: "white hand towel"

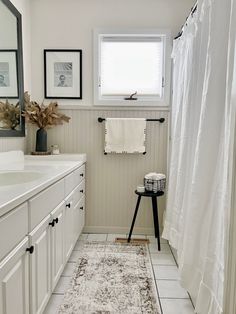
(145, 173), (166, 180)
(105, 118), (146, 154)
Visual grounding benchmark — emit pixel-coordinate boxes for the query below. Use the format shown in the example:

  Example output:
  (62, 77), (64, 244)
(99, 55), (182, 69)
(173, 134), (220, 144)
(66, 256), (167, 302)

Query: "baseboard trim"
(83, 226), (163, 235)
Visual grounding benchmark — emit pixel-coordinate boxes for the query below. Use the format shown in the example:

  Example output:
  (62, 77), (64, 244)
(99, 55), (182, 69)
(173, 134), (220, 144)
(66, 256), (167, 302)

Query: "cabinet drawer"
(74, 196), (85, 238)
(29, 179), (64, 231)
(0, 202), (28, 261)
(65, 164), (85, 196)
(74, 164), (85, 186)
(73, 180), (85, 205)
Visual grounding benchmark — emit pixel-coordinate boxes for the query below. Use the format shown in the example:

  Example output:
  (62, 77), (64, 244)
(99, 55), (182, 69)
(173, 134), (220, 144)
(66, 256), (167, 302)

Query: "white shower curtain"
(163, 0), (236, 313)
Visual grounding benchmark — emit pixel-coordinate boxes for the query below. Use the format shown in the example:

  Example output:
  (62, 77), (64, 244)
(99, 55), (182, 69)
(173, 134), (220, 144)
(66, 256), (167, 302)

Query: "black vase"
(36, 128), (47, 152)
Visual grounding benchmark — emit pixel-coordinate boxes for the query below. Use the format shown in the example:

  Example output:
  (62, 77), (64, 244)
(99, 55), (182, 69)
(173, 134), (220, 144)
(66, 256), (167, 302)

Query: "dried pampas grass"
(0, 99), (20, 130)
(22, 92), (70, 129)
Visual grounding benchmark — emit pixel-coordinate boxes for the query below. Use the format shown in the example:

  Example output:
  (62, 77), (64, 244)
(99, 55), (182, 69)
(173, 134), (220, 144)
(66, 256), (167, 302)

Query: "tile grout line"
(147, 236), (164, 314)
(159, 296), (190, 300)
(168, 242), (195, 310)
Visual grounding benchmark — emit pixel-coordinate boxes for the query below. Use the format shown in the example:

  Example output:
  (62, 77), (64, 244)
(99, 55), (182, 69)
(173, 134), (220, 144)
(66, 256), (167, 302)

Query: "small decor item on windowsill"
(22, 92), (70, 153)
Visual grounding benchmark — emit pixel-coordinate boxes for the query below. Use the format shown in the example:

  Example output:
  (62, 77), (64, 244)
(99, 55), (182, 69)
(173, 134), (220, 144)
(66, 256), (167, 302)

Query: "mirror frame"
(0, 0), (25, 137)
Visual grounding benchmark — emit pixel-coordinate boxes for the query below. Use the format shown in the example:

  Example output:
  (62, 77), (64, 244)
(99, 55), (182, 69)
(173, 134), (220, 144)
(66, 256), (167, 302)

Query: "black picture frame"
(44, 49), (82, 99)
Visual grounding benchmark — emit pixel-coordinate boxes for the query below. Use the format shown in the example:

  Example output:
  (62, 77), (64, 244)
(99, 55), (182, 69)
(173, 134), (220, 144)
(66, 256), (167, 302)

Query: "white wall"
(27, 0), (194, 233)
(0, 0), (31, 152)
(30, 0), (195, 105)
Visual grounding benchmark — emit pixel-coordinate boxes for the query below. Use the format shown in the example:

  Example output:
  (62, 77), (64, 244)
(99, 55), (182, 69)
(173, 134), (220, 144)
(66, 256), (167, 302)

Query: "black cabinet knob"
(49, 220), (55, 227)
(66, 203), (71, 208)
(80, 173), (84, 177)
(26, 246), (34, 254)
(54, 217), (59, 224)
(80, 206), (84, 210)
(80, 190), (84, 193)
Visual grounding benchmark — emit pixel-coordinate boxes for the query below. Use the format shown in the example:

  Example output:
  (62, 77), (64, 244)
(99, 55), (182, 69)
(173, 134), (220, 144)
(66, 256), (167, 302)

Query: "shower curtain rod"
(98, 117), (165, 123)
(174, 2), (198, 40)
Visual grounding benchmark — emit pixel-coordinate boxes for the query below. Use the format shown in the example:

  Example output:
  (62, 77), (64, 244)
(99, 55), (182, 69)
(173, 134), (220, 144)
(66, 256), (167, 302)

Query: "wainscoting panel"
(0, 138), (25, 152)
(26, 108), (169, 235)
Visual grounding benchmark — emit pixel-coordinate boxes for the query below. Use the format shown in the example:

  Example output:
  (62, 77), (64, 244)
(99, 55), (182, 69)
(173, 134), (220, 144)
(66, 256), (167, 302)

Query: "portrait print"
(0, 62), (10, 87)
(0, 50), (18, 98)
(54, 62), (73, 87)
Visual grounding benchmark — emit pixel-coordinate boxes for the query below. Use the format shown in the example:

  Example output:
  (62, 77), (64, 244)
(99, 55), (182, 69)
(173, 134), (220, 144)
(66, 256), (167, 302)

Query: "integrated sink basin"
(0, 171), (44, 186)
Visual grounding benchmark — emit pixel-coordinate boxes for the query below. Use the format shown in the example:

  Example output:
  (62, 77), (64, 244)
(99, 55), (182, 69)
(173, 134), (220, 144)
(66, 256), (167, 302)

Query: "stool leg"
(128, 195), (141, 242)
(152, 196), (161, 251)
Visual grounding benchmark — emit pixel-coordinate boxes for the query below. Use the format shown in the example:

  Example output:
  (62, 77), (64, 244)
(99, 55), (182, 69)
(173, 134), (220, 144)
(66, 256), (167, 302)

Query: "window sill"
(57, 104), (170, 111)
(94, 99), (169, 107)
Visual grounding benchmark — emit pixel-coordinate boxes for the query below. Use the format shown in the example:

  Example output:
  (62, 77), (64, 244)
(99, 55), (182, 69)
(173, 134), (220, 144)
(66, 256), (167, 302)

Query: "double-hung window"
(94, 29), (171, 106)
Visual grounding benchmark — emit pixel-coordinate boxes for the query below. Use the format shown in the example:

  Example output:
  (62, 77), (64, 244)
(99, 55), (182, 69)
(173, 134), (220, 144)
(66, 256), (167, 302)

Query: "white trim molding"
(93, 28), (172, 107)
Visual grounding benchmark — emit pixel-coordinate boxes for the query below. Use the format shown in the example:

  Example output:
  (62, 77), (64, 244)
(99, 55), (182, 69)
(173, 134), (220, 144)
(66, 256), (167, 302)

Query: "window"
(94, 29), (171, 106)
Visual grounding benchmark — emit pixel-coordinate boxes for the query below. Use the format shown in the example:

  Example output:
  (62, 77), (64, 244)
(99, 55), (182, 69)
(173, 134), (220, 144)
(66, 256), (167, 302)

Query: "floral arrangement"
(22, 92), (70, 129)
(0, 99), (20, 130)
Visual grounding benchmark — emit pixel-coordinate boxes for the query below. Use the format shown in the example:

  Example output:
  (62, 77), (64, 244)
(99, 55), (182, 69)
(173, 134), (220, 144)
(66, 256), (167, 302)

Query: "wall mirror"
(0, 0), (25, 137)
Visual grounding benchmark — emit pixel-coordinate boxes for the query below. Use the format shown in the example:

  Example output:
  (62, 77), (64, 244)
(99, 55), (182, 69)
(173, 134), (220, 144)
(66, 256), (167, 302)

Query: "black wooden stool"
(128, 190), (164, 251)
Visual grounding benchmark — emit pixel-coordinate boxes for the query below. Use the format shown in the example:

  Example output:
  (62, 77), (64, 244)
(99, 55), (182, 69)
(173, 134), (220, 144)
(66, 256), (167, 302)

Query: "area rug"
(58, 242), (161, 314)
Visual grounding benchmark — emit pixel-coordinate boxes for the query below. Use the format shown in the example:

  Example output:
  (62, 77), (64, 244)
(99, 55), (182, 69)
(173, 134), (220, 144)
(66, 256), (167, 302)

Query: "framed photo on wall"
(44, 49), (82, 99)
(0, 50), (18, 98)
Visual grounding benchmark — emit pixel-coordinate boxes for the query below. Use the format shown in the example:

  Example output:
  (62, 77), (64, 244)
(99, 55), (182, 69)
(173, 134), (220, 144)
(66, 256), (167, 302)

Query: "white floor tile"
(146, 235), (168, 244)
(73, 240), (84, 250)
(79, 233), (88, 241)
(61, 262), (76, 277)
(107, 234), (127, 241)
(149, 243), (171, 253)
(43, 294), (64, 314)
(151, 253), (176, 266)
(161, 298), (194, 314)
(69, 250), (81, 262)
(157, 280), (189, 299)
(153, 265), (179, 280)
(87, 233), (107, 241)
(53, 276), (71, 294)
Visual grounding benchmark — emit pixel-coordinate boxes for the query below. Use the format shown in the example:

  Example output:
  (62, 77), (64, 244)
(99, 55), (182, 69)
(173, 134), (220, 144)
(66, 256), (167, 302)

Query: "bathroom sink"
(0, 171), (44, 186)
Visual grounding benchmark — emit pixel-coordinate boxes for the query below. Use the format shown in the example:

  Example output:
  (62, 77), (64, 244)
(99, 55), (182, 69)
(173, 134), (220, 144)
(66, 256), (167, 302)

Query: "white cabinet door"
(64, 193), (74, 262)
(51, 202), (65, 290)
(0, 237), (29, 314)
(74, 196), (85, 241)
(79, 196), (85, 236)
(29, 215), (51, 314)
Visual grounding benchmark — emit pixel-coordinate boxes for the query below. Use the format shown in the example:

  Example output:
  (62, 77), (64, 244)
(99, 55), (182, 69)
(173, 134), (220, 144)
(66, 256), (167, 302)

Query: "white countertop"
(0, 154), (86, 217)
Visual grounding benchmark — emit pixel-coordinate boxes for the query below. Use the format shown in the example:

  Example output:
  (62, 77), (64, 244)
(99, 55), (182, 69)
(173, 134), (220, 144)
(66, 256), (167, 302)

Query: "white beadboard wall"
(26, 108), (169, 235)
(0, 138), (25, 152)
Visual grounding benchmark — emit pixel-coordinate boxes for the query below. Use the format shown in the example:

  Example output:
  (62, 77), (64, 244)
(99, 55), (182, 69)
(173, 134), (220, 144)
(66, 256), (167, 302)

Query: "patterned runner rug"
(58, 242), (161, 314)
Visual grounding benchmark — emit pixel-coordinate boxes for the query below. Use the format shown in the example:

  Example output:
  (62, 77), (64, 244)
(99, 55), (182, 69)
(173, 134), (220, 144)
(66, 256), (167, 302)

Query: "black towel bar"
(98, 117), (165, 123)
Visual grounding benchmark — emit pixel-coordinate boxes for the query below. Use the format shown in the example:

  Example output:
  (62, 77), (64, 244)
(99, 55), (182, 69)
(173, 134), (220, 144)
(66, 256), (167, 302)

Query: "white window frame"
(94, 28), (171, 107)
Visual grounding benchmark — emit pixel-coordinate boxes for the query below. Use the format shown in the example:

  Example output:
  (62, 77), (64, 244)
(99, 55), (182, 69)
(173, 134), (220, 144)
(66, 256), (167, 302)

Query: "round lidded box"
(144, 173), (166, 193)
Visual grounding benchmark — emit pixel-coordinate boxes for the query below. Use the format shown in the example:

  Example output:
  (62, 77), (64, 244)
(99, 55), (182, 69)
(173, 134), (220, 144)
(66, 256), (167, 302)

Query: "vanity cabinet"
(74, 196), (85, 242)
(51, 202), (65, 291)
(29, 215), (51, 314)
(0, 238), (29, 314)
(0, 161), (86, 314)
(64, 172), (85, 262)
(64, 192), (75, 262)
